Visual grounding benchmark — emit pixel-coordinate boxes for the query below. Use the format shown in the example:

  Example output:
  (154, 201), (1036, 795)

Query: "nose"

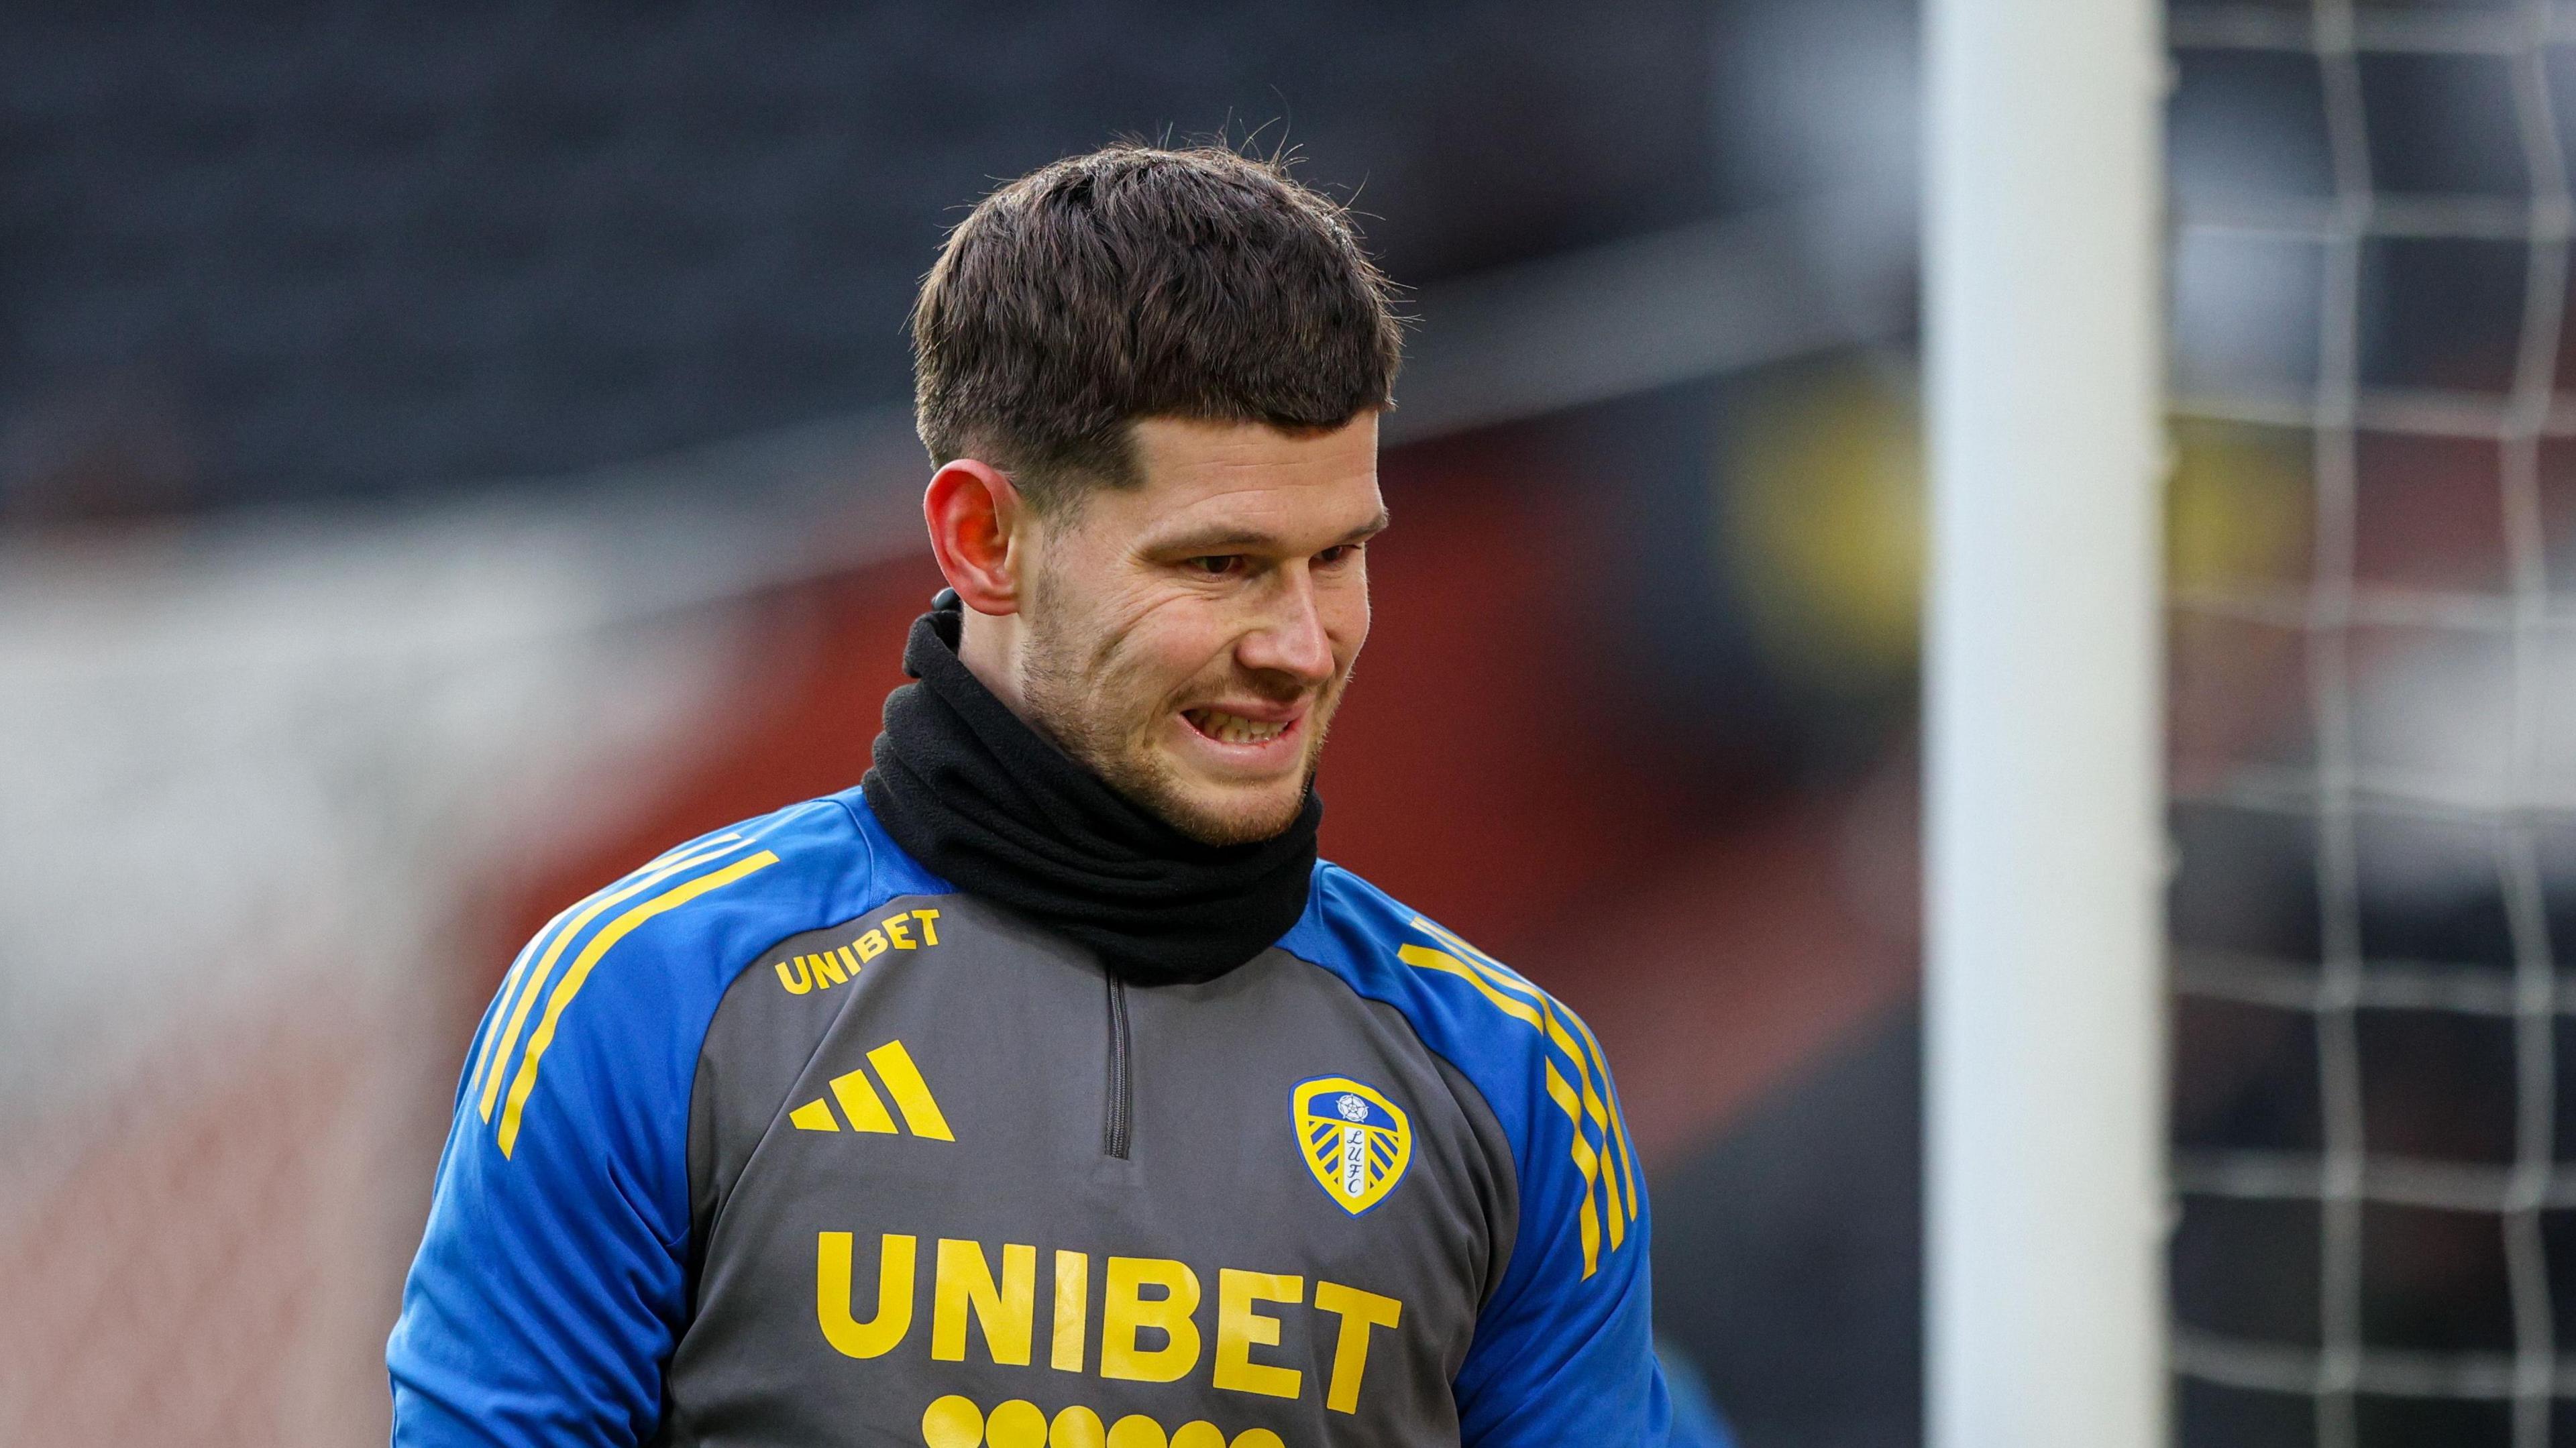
(1237, 568), (1337, 685)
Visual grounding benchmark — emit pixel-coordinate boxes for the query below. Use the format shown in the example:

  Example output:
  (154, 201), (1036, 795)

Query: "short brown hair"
(910, 144), (1402, 511)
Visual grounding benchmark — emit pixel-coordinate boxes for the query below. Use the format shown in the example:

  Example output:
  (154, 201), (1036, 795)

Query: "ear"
(923, 458), (1028, 616)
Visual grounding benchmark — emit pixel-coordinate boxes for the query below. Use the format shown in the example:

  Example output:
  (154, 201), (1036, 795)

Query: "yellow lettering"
(773, 958), (811, 994)
(1312, 1280), (1401, 1413)
(855, 929), (890, 961)
(836, 945), (863, 981)
(808, 950), (847, 987)
(1169, 1424), (1224, 1448)
(885, 914), (916, 949)
(1213, 1269), (1304, 1400)
(931, 1238), (1036, 1365)
(1052, 1249), (1089, 1372)
(816, 1231), (914, 1358)
(912, 907), (942, 944)
(1100, 1256), (1202, 1383)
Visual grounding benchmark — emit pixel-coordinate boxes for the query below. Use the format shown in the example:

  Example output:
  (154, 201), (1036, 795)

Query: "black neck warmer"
(859, 596), (1322, 987)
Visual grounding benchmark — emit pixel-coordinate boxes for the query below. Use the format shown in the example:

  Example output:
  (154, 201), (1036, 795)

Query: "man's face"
(1016, 414), (1384, 846)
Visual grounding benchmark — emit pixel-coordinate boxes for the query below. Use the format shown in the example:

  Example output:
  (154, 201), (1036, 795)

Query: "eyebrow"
(1148, 508), (1391, 557)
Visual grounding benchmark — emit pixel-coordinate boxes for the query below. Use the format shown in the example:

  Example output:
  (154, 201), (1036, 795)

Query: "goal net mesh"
(2167, 2), (2576, 1445)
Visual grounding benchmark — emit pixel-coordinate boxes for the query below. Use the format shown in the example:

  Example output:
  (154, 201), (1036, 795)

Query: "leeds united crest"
(1290, 1076), (1413, 1215)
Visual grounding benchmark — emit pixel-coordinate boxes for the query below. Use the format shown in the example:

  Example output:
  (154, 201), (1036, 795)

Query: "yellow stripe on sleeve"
(1542, 1060), (1605, 1280)
(1403, 916), (1638, 1259)
(1415, 918), (1547, 1001)
(1568, 1008), (1642, 1220)
(495, 850), (780, 1158)
(464, 902), (575, 1107)
(477, 836), (755, 1123)
(1540, 1003), (1623, 1249)
(1396, 944), (1545, 1028)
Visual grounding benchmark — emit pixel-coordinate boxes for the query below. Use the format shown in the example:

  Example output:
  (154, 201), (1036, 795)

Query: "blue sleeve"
(1447, 977), (1670, 1447)
(1283, 869), (1685, 1447)
(388, 804), (884, 1445)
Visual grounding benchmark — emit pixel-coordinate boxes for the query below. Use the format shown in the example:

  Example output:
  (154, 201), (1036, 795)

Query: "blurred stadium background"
(2, 3), (2561, 1447)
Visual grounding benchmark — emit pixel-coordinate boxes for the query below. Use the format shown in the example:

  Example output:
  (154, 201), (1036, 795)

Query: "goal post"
(1924, 0), (2167, 1445)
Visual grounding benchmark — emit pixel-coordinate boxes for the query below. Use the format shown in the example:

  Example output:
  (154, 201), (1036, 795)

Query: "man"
(390, 144), (1685, 1447)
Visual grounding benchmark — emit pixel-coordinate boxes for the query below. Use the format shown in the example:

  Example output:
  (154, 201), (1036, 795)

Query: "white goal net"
(2166, 3), (2576, 1446)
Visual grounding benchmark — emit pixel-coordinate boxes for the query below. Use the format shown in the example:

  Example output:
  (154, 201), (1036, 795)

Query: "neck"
(955, 606), (1034, 723)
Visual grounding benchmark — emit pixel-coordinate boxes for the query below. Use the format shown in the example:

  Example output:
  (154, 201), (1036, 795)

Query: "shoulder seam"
(1275, 937), (1512, 1141)
(467, 834), (769, 1149)
(830, 791), (880, 895)
(685, 881), (936, 1258)
(481, 797), (872, 1164)
(1283, 894), (1646, 1284)
(1400, 922), (1644, 1281)
(493, 846), (785, 1158)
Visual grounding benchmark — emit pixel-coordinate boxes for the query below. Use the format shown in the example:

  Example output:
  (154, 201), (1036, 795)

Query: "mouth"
(1180, 705), (1301, 749)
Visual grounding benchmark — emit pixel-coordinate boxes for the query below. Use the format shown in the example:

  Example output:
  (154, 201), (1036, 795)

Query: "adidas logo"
(788, 1040), (954, 1141)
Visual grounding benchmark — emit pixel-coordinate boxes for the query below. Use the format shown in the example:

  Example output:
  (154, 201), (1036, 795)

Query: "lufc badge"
(1291, 1076), (1413, 1216)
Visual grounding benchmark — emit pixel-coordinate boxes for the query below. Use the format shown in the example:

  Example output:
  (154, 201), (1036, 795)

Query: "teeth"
(1190, 709), (1287, 745)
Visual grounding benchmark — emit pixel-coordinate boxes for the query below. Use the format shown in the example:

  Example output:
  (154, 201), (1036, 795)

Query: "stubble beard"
(1019, 605), (1341, 849)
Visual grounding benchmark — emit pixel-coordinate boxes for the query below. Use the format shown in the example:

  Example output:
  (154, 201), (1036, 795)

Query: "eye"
(1316, 543), (1360, 567)
(1184, 555), (1246, 577)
